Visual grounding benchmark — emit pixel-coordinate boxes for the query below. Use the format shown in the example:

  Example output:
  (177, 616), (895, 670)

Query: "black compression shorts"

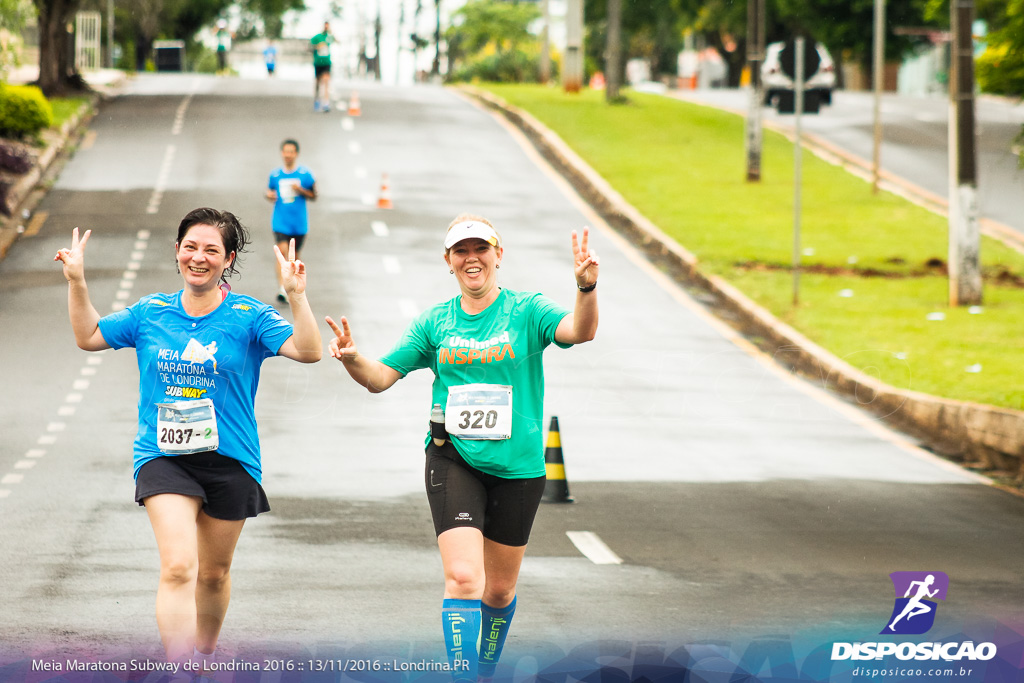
(425, 440), (545, 547)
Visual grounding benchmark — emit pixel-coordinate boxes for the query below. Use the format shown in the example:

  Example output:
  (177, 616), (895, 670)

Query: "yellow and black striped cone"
(542, 416), (574, 503)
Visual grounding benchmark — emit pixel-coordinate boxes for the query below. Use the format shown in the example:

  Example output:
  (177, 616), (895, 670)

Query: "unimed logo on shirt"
(438, 332), (515, 365)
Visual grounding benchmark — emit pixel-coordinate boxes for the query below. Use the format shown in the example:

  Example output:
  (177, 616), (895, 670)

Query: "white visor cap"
(444, 221), (500, 250)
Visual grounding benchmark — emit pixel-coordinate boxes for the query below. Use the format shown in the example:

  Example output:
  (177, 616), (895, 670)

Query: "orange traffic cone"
(541, 416), (574, 503)
(348, 90), (362, 116)
(377, 173), (393, 209)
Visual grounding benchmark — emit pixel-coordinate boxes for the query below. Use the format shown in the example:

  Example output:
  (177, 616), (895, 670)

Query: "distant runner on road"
(265, 139), (317, 302)
(326, 214), (600, 681)
(54, 209), (321, 670)
(310, 21), (334, 112)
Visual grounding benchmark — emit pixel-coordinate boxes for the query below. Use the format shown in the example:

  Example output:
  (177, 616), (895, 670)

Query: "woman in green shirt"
(326, 214), (599, 680)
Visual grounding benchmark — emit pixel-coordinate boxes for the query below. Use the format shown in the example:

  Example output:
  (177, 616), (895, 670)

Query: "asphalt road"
(0, 74), (1022, 681)
(670, 87), (1024, 239)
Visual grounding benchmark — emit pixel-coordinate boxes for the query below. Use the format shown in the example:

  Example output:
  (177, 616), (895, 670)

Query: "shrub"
(976, 44), (1024, 96)
(0, 84), (54, 139)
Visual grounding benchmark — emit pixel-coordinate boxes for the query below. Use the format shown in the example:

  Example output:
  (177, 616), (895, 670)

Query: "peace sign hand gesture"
(54, 227), (92, 284)
(325, 315), (359, 362)
(572, 226), (599, 289)
(274, 238), (306, 297)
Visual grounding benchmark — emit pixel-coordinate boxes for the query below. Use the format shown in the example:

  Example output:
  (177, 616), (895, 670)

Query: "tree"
(445, 0), (542, 82)
(585, 0), (691, 84)
(33, 0), (87, 95)
(1, 0), (34, 80)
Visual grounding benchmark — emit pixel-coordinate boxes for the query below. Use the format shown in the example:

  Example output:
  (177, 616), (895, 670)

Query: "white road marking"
(348, 141), (361, 154)
(371, 220), (389, 237)
(134, 241), (147, 250)
(46, 422), (65, 433)
(14, 461), (35, 470)
(57, 406), (76, 417)
(146, 145), (176, 214)
(137, 230), (151, 239)
(86, 355), (104, 365)
(355, 166), (368, 179)
(37, 436), (57, 445)
(399, 299), (419, 318)
(115, 290), (131, 300)
(25, 450), (45, 458)
(567, 531), (624, 565)
(361, 193), (376, 206)
(65, 393), (83, 403)
(73, 379), (89, 390)
(341, 117), (355, 131)
(127, 262), (141, 271)
(0, 491), (9, 499)
(81, 367), (97, 376)
(130, 251), (145, 261)
(382, 256), (401, 274)
(111, 301), (126, 312)
(1, 474), (24, 485)
(171, 94), (193, 135)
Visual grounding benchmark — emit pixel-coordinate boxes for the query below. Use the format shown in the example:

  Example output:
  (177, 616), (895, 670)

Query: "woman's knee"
(445, 562), (484, 597)
(197, 563), (231, 590)
(160, 556), (198, 586)
(483, 581), (516, 607)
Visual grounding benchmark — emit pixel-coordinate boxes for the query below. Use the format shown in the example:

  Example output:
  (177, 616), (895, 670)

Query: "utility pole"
(106, 0), (114, 68)
(563, 0), (583, 92)
(871, 0), (886, 194)
(948, 0), (982, 306)
(431, 0), (441, 77)
(539, 0), (550, 83)
(744, 0), (765, 181)
(605, 0), (622, 101)
(374, 1), (382, 81)
(397, 0), (405, 84)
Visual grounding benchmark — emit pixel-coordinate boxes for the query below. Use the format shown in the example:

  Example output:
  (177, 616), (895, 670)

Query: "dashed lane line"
(566, 531), (624, 565)
(1, 228), (146, 500)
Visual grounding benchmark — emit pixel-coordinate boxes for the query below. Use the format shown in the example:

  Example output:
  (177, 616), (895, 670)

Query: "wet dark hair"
(175, 207), (249, 281)
(282, 139), (299, 152)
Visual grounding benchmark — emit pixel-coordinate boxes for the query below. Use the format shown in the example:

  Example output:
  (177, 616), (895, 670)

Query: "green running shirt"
(380, 288), (571, 478)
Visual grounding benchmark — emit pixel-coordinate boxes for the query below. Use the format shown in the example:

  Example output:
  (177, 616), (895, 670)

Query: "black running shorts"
(425, 440), (545, 547)
(273, 232), (306, 253)
(135, 452), (270, 521)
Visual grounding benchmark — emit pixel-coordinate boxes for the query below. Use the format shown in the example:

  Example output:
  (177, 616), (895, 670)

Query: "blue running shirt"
(269, 165), (315, 236)
(380, 289), (571, 478)
(98, 291), (294, 482)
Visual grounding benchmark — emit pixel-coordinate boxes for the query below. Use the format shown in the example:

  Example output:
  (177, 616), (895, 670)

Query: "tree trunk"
(34, 0), (84, 96)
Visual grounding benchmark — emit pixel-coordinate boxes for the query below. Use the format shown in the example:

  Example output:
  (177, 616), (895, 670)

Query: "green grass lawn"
(49, 96), (91, 130)
(481, 84), (1024, 410)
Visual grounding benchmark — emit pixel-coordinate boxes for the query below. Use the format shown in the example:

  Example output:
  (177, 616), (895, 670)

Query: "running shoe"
(277, 286), (287, 302)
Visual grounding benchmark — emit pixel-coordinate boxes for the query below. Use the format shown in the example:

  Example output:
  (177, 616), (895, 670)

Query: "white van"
(761, 41), (836, 107)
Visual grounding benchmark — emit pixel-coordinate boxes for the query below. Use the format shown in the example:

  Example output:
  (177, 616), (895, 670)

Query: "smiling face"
(280, 142), (298, 169)
(176, 223), (234, 292)
(445, 238), (503, 297)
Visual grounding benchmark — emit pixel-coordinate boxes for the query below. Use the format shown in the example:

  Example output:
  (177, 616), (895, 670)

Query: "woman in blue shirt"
(54, 208), (321, 668)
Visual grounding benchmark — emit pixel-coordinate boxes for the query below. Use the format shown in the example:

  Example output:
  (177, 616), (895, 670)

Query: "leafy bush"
(451, 49), (541, 83)
(0, 84), (54, 139)
(976, 44), (1024, 96)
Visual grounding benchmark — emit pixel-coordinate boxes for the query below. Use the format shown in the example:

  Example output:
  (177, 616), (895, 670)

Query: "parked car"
(761, 41), (836, 108)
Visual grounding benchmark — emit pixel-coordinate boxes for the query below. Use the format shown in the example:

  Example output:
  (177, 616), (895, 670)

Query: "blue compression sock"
(478, 595), (517, 678)
(442, 598), (481, 682)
